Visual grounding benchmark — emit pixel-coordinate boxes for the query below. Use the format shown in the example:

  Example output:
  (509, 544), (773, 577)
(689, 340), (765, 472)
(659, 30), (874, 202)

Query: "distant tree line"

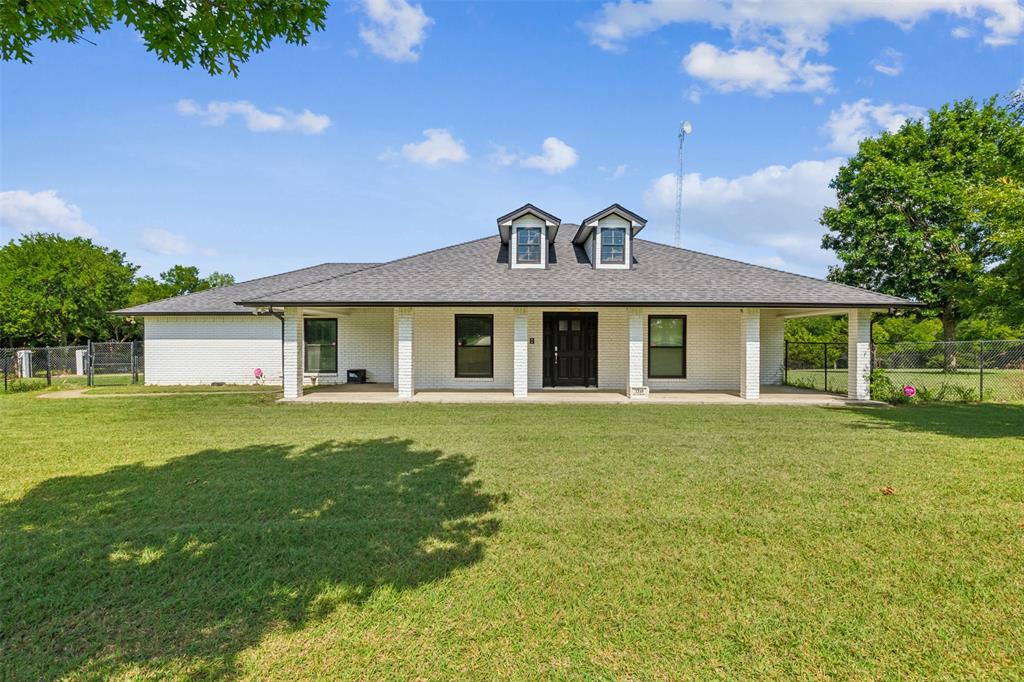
(0, 233), (234, 347)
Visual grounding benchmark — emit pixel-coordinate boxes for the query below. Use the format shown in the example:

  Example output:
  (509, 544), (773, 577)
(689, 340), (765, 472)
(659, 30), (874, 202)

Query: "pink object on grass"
(903, 385), (916, 397)
(254, 368), (264, 379)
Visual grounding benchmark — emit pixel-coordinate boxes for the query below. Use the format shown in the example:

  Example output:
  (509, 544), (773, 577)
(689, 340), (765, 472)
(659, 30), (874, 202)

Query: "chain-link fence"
(785, 339), (1024, 402)
(1, 342), (143, 391)
(873, 340), (1024, 402)
(783, 341), (849, 394)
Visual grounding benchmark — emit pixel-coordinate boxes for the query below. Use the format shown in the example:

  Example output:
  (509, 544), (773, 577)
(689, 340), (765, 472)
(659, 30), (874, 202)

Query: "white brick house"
(117, 203), (912, 401)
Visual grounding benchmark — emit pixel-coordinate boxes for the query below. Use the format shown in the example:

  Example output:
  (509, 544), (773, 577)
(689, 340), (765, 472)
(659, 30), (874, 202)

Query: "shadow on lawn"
(848, 402), (1024, 439)
(0, 438), (502, 680)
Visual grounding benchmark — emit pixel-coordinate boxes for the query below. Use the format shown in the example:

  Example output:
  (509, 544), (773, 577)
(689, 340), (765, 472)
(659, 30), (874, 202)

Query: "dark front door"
(543, 313), (598, 387)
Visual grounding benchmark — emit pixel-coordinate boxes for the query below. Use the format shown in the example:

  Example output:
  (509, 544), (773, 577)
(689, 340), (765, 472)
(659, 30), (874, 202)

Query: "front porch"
(279, 305), (875, 403)
(288, 384), (873, 405)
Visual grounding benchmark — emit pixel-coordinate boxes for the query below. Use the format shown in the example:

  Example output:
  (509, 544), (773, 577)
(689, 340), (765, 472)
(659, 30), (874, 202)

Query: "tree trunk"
(941, 305), (957, 373)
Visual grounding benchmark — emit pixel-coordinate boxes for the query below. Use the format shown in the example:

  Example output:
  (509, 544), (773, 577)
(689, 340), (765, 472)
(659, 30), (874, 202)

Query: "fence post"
(979, 342), (985, 402)
(131, 341), (138, 384)
(87, 340), (93, 387)
(45, 346), (51, 387)
(823, 343), (828, 392)
(784, 340), (789, 385)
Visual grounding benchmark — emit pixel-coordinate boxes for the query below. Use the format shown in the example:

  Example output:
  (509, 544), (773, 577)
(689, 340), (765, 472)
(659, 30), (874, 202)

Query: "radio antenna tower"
(675, 120), (693, 248)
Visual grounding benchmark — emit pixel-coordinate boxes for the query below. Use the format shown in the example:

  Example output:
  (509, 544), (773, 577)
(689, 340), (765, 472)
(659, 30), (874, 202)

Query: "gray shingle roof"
(239, 234), (914, 308)
(114, 263), (376, 315)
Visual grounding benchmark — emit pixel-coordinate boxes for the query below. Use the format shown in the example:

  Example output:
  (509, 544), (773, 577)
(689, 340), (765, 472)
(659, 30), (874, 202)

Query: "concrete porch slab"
(285, 384), (880, 406)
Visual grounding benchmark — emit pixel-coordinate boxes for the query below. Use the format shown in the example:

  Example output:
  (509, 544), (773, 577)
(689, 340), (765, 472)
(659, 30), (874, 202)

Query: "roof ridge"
(634, 238), (911, 303)
(240, 235), (497, 303)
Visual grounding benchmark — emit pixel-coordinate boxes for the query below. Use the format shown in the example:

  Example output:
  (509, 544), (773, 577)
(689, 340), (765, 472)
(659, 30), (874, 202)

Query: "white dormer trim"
(572, 204), (646, 247)
(510, 215), (547, 269)
(497, 204), (560, 245)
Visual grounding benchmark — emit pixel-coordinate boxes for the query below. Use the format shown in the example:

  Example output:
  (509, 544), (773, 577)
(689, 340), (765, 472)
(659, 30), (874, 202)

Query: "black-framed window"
(601, 227), (626, 264)
(304, 318), (338, 373)
(648, 315), (686, 378)
(516, 227), (542, 264)
(455, 315), (493, 378)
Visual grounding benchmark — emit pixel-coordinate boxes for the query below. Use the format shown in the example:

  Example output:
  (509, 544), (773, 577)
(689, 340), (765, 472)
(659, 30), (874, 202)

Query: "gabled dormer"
(497, 204), (561, 269)
(573, 204), (647, 270)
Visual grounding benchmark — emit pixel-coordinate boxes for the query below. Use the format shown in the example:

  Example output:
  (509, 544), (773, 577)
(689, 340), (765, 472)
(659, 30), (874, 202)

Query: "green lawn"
(1, 393), (1022, 680)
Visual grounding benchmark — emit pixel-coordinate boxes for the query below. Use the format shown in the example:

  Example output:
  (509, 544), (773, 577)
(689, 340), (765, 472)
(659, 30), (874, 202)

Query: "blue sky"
(2, 0), (1021, 280)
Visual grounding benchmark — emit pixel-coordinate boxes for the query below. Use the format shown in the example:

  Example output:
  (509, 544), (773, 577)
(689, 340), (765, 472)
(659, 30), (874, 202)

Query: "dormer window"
(517, 227), (542, 264)
(572, 203), (648, 270)
(601, 227), (626, 264)
(496, 203), (561, 269)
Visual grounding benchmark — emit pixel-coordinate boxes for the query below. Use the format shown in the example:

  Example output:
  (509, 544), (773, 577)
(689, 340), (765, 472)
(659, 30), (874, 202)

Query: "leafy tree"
(0, 233), (137, 346)
(974, 176), (1024, 327)
(821, 96), (1024, 367)
(1, 0), (328, 76)
(128, 265), (235, 307)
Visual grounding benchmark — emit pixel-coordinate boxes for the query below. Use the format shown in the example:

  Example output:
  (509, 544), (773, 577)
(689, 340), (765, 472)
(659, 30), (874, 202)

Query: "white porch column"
(847, 309), (871, 400)
(513, 308), (528, 398)
(283, 307), (304, 399)
(627, 308), (648, 399)
(739, 308), (760, 400)
(396, 308), (414, 399)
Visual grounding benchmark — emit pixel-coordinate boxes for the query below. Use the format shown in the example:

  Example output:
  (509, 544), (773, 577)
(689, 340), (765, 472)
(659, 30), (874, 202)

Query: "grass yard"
(1, 393), (1022, 680)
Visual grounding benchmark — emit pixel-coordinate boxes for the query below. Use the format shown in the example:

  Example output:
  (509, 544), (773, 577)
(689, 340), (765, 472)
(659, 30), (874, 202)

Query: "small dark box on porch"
(346, 369), (367, 384)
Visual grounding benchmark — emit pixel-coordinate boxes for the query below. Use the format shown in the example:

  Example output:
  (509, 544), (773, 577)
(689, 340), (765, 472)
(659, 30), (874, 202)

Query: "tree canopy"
(820, 96), (1024, 346)
(1, 0), (328, 76)
(0, 233), (234, 347)
(129, 265), (235, 307)
(0, 233), (137, 346)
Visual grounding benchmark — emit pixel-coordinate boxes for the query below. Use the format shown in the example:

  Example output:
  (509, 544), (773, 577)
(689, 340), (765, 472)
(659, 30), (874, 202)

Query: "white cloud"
(139, 228), (215, 257)
(585, 1), (1021, 99)
(584, 0), (1024, 52)
(176, 99), (331, 134)
(642, 157), (844, 273)
(520, 137), (579, 174)
(682, 42), (834, 94)
(685, 85), (702, 103)
(611, 164), (628, 179)
(487, 143), (518, 167)
(871, 47), (903, 76)
(0, 189), (98, 238)
(951, 26), (973, 38)
(359, 0), (433, 62)
(823, 99), (925, 153)
(400, 129), (469, 166)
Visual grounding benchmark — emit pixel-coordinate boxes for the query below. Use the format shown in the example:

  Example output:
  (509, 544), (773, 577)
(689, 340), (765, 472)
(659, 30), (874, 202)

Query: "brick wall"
(144, 314), (283, 385)
(396, 306), (745, 392)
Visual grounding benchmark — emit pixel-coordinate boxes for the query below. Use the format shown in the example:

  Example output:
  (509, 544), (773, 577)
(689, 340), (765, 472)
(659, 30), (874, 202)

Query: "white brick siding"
(337, 307), (393, 384)
(759, 310), (785, 385)
(396, 309), (414, 398)
(513, 310), (528, 397)
(642, 307), (743, 391)
(144, 315), (282, 386)
(393, 306), (744, 392)
(847, 309), (871, 400)
(738, 308), (761, 400)
(283, 308), (303, 399)
(147, 305), (801, 396)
